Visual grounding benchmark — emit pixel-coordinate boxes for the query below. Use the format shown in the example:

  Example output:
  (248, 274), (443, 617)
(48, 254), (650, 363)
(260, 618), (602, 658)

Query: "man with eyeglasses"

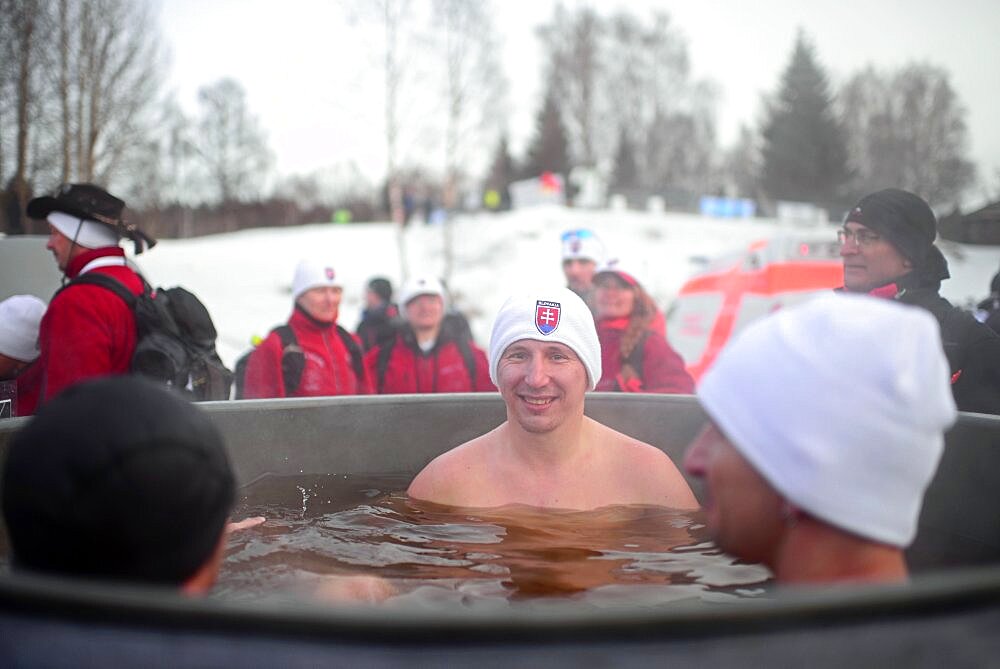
(838, 188), (999, 414)
(560, 228), (606, 314)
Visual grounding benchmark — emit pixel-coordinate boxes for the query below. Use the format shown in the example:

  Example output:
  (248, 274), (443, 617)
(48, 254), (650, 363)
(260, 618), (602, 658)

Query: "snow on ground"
(134, 206), (999, 370)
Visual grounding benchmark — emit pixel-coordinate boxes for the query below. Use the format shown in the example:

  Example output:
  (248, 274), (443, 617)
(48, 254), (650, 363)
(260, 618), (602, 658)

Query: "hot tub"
(1, 393), (999, 666)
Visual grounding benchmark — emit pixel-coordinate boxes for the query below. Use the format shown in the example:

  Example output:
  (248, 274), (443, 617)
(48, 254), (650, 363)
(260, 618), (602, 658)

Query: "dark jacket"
(595, 317), (694, 394)
(896, 285), (1000, 414)
(365, 315), (494, 394)
(356, 303), (400, 352)
(844, 272), (1000, 415)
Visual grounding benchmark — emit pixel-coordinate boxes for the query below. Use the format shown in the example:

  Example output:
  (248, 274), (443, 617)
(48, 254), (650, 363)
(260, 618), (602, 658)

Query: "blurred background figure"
(365, 274), (493, 394)
(560, 228), (606, 314)
(0, 295), (46, 418)
(974, 264), (1000, 335)
(592, 261), (693, 394)
(356, 276), (399, 352)
(240, 260), (371, 399)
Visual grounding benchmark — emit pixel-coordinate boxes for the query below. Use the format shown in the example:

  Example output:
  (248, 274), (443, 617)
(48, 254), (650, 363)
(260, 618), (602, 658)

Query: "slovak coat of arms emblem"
(535, 300), (561, 335)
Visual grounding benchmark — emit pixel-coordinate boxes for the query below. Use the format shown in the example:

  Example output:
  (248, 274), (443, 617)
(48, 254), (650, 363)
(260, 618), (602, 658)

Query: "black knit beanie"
(368, 277), (393, 303)
(844, 188), (949, 284)
(2, 376), (235, 586)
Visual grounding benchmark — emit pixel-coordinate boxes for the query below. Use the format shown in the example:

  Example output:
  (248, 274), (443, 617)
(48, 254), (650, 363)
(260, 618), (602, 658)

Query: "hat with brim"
(27, 183), (155, 254)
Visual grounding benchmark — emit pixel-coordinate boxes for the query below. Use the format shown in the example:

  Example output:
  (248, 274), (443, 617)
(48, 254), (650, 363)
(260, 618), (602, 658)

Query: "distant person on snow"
(364, 274), (493, 394)
(592, 260), (692, 394)
(560, 228), (605, 314)
(837, 188), (1000, 414)
(356, 276), (399, 352)
(241, 260), (372, 398)
(684, 294), (956, 585)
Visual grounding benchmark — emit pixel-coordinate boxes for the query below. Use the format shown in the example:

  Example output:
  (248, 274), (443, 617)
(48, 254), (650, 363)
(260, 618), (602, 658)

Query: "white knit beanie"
(697, 293), (957, 548)
(292, 260), (344, 300)
(489, 287), (601, 390)
(399, 275), (447, 309)
(561, 229), (606, 265)
(47, 211), (120, 249)
(0, 295), (47, 362)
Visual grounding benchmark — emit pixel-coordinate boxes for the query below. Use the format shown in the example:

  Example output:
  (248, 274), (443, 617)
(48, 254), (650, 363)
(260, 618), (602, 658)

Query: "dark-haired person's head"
(2, 376), (235, 594)
(839, 188), (949, 293)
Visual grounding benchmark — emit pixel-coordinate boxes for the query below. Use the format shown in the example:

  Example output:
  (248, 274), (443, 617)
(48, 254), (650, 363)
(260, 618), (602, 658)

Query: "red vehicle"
(666, 232), (844, 382)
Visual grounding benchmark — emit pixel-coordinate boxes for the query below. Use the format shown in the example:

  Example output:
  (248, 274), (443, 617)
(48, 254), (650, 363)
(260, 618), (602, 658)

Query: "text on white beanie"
(0, 295), (47, 362)
(489, 287), (601, 390)
(697, 293), (957, 548)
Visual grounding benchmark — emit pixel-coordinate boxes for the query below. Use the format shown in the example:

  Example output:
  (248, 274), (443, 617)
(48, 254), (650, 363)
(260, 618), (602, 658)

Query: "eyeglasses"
(837, 228), (882, 247)
(561, 229), (595, 241)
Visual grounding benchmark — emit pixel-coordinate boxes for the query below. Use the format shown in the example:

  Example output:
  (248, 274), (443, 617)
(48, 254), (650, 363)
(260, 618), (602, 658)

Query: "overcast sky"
(158, 0), (1000, 202)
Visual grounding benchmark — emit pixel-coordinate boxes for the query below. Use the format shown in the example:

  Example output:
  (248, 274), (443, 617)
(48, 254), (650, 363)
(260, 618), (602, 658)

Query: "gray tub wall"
(1, 393), (998, 570)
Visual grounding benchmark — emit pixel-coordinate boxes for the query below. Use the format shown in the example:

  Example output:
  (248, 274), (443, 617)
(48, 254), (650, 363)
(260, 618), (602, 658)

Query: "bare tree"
(432, 0), (505, 283)
(840, 63), (976, 207)
(196, 78), (273, 204)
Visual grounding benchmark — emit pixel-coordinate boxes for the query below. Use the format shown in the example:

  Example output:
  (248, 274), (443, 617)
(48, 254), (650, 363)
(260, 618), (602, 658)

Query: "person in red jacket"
(242, 260), (372, 398)
(25, 183), (154, 411)
(365, 274), (494, 394)
(592, 260), (693, 394)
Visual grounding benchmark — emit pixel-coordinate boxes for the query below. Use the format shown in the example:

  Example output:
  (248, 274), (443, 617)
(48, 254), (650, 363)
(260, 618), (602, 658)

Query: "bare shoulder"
(406, 427), (500, 505)
(588, 419), (699, 509)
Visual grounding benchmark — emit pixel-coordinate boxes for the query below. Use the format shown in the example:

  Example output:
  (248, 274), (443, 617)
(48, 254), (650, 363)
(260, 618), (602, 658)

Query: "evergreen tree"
(610, 126), (638, 192)
(760, 32), (849, 210)
(522, 75), (572, 181)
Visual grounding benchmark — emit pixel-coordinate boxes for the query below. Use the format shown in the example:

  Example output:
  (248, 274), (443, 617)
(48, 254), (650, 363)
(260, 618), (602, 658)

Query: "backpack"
(374, 316), (477, 393)
(233, 324), (365, 399)
(62, 273), (233, 401)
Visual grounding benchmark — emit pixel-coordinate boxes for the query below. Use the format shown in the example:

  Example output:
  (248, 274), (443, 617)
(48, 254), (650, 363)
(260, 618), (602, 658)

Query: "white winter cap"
(697, 293), (957, 548)
(489, 287), (601, 390)
(561, 228), (606, 265)
(0, 295), (47, 362)
(399, 275), (447, 308)
(47, 211), (119, 250)
(292, 259), (344, 300)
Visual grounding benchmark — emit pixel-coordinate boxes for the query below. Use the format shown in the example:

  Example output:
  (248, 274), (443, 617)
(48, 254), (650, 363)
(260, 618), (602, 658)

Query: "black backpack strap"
(56, 272), (139, 309)
(272, 325), (304, 395)
(375, 336), (397, 394)
(621, 330), (649, 388)
(456, 336), (477, 389)
(335, 325), (367, 386)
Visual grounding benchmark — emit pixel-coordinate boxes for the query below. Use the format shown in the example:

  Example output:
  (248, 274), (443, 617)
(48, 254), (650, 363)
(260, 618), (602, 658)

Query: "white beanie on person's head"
(696, 293), (957, 548)
(561, 228), (606, 265)
(292, 260), (344, 301)
(399, 275), (447, 309)
(0, 295), (46, 363)
(47, 211), (120, 250)
(489, 287), (601, 390)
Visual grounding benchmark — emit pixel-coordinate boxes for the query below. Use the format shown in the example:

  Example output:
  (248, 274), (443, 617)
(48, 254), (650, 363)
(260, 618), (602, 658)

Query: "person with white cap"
(561, 228), (606, 314)
(683, 294), (958, 584)
(364, 274), (494, 394)
(407, 287), (697, 510)
(592, 260), (692, 394)
(0, 295), (46, 417)
(25, 183), (155, 409)
(241, 260), (372, 398)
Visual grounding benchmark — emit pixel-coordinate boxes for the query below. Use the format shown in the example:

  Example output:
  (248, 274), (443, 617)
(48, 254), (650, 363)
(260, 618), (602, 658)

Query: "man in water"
(684, 294), (957, 584)
(408, 287), (697, 510)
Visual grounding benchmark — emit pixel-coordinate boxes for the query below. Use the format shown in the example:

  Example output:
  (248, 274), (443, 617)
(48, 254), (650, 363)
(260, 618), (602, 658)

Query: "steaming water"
(217, 474), (771, 610)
